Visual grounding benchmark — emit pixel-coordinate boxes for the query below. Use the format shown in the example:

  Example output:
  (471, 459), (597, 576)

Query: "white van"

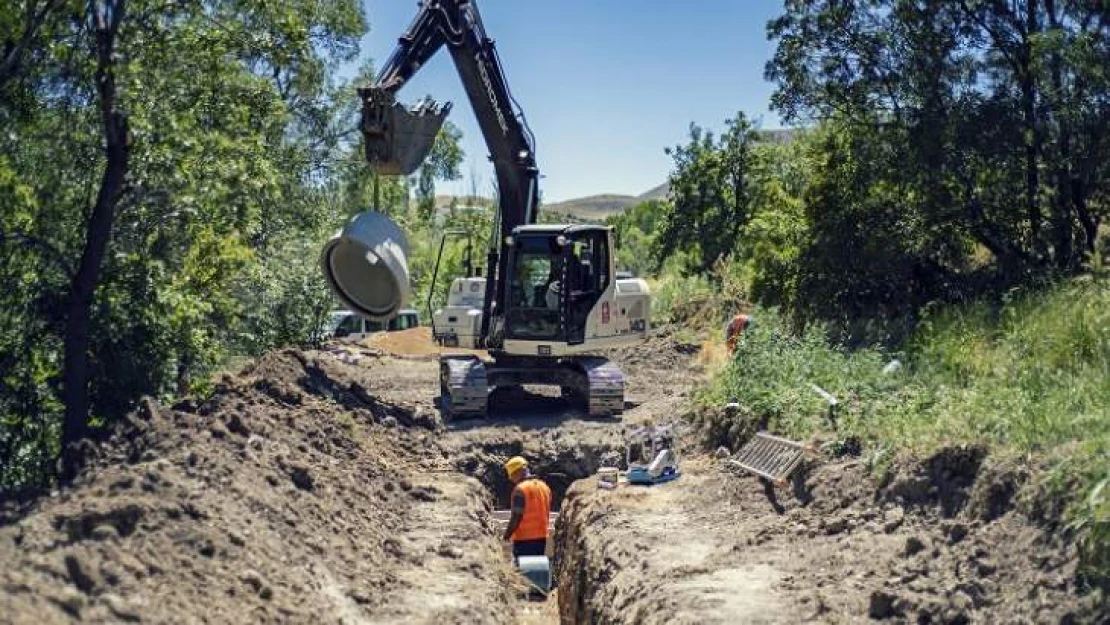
(326, 309), (420, 341)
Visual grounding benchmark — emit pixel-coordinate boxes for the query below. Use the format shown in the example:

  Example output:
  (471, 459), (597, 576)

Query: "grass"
(648, 254), (752, 331)
(692, 277), (1110, 587)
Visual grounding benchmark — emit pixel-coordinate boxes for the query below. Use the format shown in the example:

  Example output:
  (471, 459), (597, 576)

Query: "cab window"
(388, 313), (416, 331)
(506, 236), (563, 341)
(566, 231), (611, 343)
(335, 315), (362, 337)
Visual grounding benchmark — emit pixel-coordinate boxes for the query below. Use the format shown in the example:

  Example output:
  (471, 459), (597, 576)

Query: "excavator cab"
(561, 228), (612, 345)
(504, 231), (564, 342)
(503, 225), (614, 347)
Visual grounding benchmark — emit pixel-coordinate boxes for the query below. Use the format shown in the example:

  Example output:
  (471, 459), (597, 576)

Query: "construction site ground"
(0, 327), (1101, 624)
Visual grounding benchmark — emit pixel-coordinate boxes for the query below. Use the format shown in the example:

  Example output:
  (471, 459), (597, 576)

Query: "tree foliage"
(648, 0), (1110, 343)
(606, 200), (665, 278)
(649, 122), (809, 319)
(767, 0), (1110, 279)
(0, 0), (465, 490)
(656, 113), (760, 273)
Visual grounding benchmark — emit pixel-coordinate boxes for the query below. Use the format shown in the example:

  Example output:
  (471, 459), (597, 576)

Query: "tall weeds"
(692, 278), (1110, 585)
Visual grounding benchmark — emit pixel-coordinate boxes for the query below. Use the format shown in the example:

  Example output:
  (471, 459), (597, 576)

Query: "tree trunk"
(1043, 0), (1077, 270)
(60, 1), (129, 480)
(176, 350), (193, 396)
(1074, 180), (1099, 257)
(1019, 20), (1042, 262)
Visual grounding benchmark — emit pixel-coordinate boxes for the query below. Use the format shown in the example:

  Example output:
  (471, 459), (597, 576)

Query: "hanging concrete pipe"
(320, 210), (411, 322)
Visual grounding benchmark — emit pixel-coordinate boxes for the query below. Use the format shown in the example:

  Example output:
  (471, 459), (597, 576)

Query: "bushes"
(700, 278), (1110, 454)
(648, 254), (751, 334)
(693, 308), (896, 450)
(695, 278), (1110, 583)
(908, 279), (1110, 451)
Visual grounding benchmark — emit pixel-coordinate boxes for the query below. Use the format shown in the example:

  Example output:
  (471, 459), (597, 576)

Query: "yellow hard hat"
(504, 456), (528, 477)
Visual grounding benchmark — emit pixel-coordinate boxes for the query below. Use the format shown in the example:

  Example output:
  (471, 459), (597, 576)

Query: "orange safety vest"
(510, 478), (552, 542)
(726, 314), (751, 352)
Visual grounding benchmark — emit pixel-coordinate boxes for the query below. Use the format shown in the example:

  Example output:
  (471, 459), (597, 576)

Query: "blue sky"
(346, 0), (786, 203)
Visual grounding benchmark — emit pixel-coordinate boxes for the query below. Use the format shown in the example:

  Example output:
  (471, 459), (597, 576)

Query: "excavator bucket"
(360, 87), (452, 176)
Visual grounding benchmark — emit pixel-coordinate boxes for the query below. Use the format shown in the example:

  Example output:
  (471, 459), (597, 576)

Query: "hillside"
(434, 183), (672, 222)
(429, 129), (797, 222)
(636, 181), (671, 201)
(541, 194), (639, 220)
(542, 183), (672, 220)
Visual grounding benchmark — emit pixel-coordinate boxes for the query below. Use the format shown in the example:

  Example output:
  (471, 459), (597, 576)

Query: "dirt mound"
(0, 349), (519, 624)
(4, 330), (1096, 623)
(555, 454), (1103, 624)
(0, 332), (704, 624)
(366, 327), (486, 360)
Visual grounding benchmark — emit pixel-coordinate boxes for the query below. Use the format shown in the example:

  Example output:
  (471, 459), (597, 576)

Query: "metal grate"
(727, 432), (809, 486)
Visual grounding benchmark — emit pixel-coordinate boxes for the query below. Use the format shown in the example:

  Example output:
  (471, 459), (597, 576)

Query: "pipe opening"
(325, 244), (401, 317)
(320, 210), (411, 322)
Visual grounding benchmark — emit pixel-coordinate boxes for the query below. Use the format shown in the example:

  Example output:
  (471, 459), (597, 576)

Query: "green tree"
(0, 0), (367, 486)
(656, 112), (760, 273)
(766, 0), (1110, 283)
(414, 120), (464, 222)
(607, 200), (666, 278)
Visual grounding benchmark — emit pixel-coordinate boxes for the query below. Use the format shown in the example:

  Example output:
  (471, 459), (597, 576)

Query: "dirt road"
(0, 329), (1101, 623)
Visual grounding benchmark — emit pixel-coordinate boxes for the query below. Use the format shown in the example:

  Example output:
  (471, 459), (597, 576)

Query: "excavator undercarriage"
(439, 355), (625, 420)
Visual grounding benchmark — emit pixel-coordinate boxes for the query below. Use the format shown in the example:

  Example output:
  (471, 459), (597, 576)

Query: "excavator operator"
(502, 456), (552, 562)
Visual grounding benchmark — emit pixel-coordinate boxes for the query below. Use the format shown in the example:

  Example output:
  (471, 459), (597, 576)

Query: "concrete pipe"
(320, 210), (411, 322)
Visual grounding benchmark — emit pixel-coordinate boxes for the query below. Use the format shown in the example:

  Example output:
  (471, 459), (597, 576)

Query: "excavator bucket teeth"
(360, 87), (452, 176)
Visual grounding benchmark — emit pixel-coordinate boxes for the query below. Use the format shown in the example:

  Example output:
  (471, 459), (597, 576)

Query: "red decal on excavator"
(602, 302), (610, 324)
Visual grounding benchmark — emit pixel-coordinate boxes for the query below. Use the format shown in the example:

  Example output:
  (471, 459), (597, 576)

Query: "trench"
(448, 435), (624, 625)
(458, 445), (614, 511)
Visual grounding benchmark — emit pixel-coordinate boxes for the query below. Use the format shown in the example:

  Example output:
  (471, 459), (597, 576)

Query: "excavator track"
(439, 355), (489, 420)
(438, 354), (625, 421)
(577, 357), (625, 416)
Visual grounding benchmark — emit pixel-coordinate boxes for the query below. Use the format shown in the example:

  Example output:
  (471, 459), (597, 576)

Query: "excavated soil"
(1, 328), (1102, 624)
(0, 349), (523, 624)
(556, 454), (1103, 624)
(366, 327), (487, 360)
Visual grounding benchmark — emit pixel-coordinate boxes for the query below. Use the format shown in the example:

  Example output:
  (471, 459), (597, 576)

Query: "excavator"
(321, 0), (651, 421)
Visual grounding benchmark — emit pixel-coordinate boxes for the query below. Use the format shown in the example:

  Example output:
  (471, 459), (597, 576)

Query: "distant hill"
(637, 182), (670, 201)
(542, 194), (640, 221)
(429, 129), (797, 221)
(431, 184), (670, 222)
(542, 183), (672, 221)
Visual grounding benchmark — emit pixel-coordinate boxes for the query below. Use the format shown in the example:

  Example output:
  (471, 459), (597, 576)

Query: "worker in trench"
(501, 456), (552, 562)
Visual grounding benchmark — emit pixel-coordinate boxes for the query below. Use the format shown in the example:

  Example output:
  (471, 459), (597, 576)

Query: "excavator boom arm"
(361, 0), (539, 347)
